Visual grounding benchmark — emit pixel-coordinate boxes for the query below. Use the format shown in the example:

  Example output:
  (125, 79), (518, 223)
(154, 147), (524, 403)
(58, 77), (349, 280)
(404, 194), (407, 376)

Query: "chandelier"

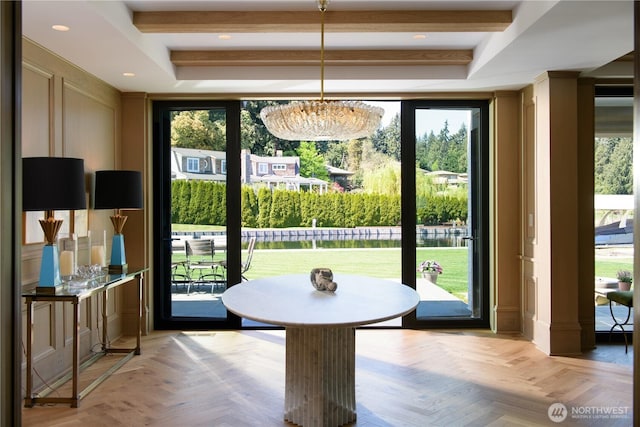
(260, 0), (383, 141)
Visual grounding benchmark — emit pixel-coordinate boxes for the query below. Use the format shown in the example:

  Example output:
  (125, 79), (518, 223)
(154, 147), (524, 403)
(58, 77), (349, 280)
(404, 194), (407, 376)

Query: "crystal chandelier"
(260, 0), (383, 141)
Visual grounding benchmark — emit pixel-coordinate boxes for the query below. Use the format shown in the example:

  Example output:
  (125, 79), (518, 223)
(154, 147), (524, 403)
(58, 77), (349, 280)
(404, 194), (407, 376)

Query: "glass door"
(402, 100), (489, 327)
(593, 86), (634, 336)
(153, 100), (241, 329)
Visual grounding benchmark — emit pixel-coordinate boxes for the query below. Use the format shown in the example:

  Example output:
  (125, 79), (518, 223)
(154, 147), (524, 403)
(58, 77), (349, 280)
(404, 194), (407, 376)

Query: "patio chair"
(220, 237), (256, 282)
(170, 239), (190, 293)
(241, 237), (257, 281)
(185, 239), (226, 292)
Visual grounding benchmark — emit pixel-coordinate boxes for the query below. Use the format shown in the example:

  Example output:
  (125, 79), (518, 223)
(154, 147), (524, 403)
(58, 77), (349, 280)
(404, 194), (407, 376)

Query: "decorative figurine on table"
(310, 268), (338, 292)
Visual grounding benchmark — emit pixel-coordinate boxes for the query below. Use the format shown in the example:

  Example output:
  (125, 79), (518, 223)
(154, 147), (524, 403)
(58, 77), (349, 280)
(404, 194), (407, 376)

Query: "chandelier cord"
(319, 0), (327, 102)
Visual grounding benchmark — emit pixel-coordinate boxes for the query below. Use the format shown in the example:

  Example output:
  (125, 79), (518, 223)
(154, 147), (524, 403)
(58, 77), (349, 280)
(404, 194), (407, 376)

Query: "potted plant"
(617, 270), (633, 291)
(417, 260), (443, 283)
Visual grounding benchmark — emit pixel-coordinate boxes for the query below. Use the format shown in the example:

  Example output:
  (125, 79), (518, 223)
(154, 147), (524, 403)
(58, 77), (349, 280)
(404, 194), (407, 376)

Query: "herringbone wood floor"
(22, 329), (632, 426)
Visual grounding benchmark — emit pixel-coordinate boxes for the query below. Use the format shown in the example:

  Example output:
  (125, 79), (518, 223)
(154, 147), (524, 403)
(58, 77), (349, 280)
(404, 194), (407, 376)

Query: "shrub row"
(172, 180), (466, 228)
(417, 195), (468, 225)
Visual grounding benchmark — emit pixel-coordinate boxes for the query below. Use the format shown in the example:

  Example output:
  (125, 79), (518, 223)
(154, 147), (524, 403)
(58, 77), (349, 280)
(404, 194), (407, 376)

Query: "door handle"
(462, 236), (475, 241)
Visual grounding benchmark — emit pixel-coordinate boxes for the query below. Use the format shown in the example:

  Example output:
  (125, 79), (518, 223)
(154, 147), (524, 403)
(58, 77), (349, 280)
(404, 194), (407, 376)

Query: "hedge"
(171, 181), (466, 227)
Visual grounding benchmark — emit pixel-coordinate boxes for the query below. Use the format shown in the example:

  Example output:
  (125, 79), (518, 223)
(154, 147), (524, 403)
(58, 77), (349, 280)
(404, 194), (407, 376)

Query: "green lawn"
(595, 256), (634, 279)
(174, 247), (470, 300)
(173, 246), (634, 302)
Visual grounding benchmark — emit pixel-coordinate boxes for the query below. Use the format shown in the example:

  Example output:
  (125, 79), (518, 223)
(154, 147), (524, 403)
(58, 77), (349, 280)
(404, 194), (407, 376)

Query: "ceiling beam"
(134, 10), (512, 33)
(170, 49), (473, 67)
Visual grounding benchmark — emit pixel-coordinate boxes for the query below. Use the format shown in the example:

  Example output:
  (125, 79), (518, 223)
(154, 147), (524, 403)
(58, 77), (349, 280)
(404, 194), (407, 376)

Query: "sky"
(367, 101), (470, 137)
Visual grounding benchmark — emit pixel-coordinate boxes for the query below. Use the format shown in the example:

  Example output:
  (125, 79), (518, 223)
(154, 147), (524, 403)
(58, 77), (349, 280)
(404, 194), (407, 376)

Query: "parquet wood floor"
(21, 329), (633, 426)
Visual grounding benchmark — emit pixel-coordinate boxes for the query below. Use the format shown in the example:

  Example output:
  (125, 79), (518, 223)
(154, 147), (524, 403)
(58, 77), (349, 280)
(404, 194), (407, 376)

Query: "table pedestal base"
(285, 327), (356, 426)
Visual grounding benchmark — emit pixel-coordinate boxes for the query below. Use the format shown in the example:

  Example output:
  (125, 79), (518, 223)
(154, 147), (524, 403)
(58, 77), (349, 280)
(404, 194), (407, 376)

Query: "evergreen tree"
(207, 182), (226, 225)
(371, 113), (401, 160)
(453, 123), (468, 173)
(241, 185), (258, 227)
(268, 190), (285, 227)
(256, 187), (272, 228)
(299, 191), (312, 226)
(417, 121), (468, 173)
(595, 137), (633, 194)
(171, 180), (184, 223)
(186, 181), (201, 224)
(194, 181), (212, 224)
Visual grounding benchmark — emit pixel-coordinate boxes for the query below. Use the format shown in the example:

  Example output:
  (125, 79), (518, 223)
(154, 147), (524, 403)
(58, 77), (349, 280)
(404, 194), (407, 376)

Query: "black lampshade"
(94, 170), (143, 209)
(23, 157), (86, 211)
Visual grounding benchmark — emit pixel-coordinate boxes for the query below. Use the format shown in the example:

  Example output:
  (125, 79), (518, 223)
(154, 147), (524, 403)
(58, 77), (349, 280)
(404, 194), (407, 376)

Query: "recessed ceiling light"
(413, 34), (427, 40)
(218, 34), (232, 40)
(52, 25), (70, 32)
(122, 72), (136, 77)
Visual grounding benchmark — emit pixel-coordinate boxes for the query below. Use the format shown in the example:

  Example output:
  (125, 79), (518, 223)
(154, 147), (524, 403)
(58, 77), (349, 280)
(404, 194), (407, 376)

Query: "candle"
(60, 250), (74, 277)
(91, 245), (106, 267)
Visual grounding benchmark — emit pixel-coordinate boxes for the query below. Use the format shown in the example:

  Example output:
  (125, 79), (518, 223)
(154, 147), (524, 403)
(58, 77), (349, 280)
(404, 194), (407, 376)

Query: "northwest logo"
(548, 403), (568, 423)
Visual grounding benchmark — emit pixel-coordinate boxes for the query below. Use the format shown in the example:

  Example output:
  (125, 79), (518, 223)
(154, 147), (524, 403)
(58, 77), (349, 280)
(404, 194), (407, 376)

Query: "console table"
(23, 268), (146, 408)
(222, 273), (419, 426)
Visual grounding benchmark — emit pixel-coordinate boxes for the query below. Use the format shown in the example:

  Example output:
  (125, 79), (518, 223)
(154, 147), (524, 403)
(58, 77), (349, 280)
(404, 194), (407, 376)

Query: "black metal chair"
(220, 237), (256, 282)
(240, 237), (257, 281)
(170, 240), (190, 293)
(185, 239), (226, 292)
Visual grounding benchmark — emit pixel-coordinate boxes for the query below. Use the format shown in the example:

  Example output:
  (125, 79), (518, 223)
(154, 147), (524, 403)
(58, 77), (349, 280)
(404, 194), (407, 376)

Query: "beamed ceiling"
(22, 1), (634, 96)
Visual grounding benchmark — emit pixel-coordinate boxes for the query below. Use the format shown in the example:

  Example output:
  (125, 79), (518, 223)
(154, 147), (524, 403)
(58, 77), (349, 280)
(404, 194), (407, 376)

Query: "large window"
(153, 99), (489, 330)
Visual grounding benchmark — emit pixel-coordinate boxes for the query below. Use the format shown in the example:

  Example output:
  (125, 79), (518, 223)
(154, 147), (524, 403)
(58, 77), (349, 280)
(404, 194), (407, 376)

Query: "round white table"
(222, 273), (419, 426)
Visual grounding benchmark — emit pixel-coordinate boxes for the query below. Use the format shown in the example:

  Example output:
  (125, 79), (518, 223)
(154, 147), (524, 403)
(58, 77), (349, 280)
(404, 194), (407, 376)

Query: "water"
(251, 236), (468, 250)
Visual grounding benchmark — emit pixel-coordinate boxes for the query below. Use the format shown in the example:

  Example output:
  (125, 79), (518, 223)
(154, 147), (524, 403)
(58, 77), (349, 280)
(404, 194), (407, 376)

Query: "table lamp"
(23, 157), (86, 293)
(94, 170), (143, 274)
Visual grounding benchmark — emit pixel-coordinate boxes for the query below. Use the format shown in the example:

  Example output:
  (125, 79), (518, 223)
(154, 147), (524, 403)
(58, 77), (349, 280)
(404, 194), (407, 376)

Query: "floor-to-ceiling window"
(152, 99), (489, 330)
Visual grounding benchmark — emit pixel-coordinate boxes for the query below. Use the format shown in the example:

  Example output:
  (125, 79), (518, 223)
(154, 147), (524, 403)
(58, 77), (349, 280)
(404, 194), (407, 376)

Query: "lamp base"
(39, 244), (61, 288)
(109, 233), (127, 273)
(108, 263), (128, 274)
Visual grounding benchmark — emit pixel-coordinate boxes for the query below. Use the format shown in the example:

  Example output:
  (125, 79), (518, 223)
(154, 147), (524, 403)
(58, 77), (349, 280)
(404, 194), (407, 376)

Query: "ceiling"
(22, 0), (634, 97)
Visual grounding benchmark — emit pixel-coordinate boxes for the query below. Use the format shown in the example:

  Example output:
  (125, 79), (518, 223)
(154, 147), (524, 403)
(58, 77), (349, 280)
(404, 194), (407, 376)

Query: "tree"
(240, 109), (258, 153)
(207, 182), (226, 225)
(324, 141), (349, 169)
(256, 187), (272, 228)
(361, 162), (401, 195)
(372, 113), (401, 160)
(171, 110), (225, 150)
(417, 121), (468, 173)
(171, 180), (187, 223)
(452, 123), (468, 172)
(193, 181), (212, 224)
(595, 137), (633, 194)
(241, 100), (300, 156)
(296, 141), (329, 180)
(241, 186), (259, 227)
